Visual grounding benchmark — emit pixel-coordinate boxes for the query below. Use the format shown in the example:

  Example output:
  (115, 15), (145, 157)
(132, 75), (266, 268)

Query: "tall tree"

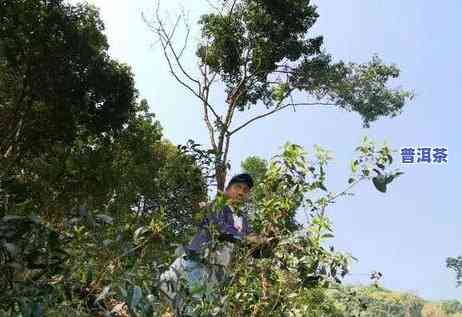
(147, 0), (414, 190)
(0, 0), (137, 169)
(0, 1), (208, 314)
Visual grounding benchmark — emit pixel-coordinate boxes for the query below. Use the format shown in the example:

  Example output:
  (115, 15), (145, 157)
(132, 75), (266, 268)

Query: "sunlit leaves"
(198, 139), (404, 315)
(348, 136), (404, 194)
(195, 1), (412, 125)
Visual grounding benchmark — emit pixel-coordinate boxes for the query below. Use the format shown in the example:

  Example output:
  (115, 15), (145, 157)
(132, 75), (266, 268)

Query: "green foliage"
(0, 215), (69, 311)
(241, 156), (268, 185)
(196, 0), (413, 125)
(330, 286), (462, 317)
(0, 1), (208, 315)
(441, 300), (462, 315)
(330, 285), (425, 317)
(447, 256), (462, 287)
(177, 139), (403, 316)
(241, 155), (268, 206)
(151, 0), (413, 192)
(0, 1), (417, 315)
(0, 0), (137, 162)
(350, 136), (404, 193)
(0, 109), (207, 315)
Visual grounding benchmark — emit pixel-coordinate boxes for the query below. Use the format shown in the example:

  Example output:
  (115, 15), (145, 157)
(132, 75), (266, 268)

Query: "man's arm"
(203, 204), (271, 245)
(207, 209), (244, 242)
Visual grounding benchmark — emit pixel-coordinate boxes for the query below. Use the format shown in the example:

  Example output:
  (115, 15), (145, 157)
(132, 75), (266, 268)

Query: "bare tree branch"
(229, 0), (238, 15)
(229, 102), (336, 136)
(205, 0), (224, 17)
(200, 41), (218, 151)
(222, 133), (231, 175)
(153, 7), (200, 86)
(177, 8), (191, 59)
(219, 75), (247, 164)
(144, 3), (223, 124)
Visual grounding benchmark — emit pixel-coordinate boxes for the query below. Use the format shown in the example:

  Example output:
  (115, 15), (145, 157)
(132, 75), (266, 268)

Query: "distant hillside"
(328, 285), (462, 317)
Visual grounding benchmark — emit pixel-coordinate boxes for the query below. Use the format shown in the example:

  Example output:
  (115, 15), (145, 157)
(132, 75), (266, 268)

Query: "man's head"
(224, 173), (254, 203)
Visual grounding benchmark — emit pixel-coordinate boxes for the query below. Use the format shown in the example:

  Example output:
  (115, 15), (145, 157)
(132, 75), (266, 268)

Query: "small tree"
(146, 0), (414, 190)
(173, 137), (404, 316)
(447, 256), (462, 287)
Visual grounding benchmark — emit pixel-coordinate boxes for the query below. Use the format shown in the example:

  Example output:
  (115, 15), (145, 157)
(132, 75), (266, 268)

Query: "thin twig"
(229, 102), (336, 135)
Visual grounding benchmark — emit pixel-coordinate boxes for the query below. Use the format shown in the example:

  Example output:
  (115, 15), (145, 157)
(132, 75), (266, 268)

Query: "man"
(158, 173), (268, 316)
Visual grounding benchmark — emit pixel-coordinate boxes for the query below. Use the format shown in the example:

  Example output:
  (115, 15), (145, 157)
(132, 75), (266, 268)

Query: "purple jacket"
(184, 204), (252, 256)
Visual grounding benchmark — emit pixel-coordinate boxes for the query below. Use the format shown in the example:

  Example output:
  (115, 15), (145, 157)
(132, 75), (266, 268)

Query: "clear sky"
(75, 0), (461, 300)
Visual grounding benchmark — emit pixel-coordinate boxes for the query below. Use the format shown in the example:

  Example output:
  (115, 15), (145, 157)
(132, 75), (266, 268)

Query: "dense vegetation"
(0, 1), (207, 315)
(0, 1), (458, 316)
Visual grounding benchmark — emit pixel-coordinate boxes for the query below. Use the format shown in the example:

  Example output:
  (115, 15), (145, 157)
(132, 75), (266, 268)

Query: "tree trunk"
(215, 158), (226, 192)
(216, 163), (226, 192)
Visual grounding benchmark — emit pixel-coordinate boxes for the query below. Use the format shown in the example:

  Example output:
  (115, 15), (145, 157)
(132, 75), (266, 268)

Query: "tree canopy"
(148, 0), (414, 190)
(0, 1), (207, 315)
(0, 0), (137, 163)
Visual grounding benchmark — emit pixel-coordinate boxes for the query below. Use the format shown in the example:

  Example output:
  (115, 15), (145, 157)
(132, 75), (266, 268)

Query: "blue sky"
(78, 0), (461, 300)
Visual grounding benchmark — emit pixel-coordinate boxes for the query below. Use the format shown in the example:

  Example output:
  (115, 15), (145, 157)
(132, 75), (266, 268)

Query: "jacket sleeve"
(206, 208), (245, 242)
(185, 205), (247, 255)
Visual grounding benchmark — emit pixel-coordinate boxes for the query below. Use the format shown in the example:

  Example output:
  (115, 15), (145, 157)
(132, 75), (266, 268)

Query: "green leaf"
(134, 226), (149, 241)
(119, 286), (128, 298)
(2, 215), (24, 222)
(387, 154), (393, 164)
(102, 239), (112, 247)
(393, 171), (404, 178)
(381, 171), (404, 186)
(85, 268), (95, 285)
(3, 242), (18, 256)
(351, 160), (359, 173)
(372, 175), (387, 193)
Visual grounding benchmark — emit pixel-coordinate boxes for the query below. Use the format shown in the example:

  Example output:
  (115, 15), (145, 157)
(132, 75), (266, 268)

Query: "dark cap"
(227, 173), (254, 189)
